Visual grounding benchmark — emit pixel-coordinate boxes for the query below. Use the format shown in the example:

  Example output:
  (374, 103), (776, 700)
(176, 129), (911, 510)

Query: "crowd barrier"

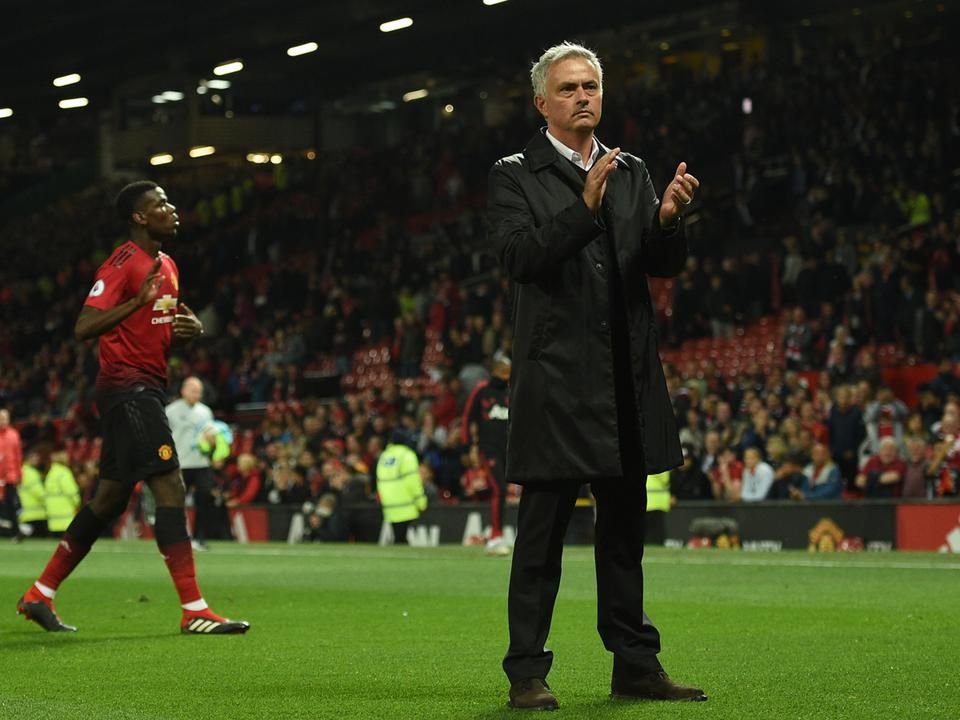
(174, 500), (960, 553)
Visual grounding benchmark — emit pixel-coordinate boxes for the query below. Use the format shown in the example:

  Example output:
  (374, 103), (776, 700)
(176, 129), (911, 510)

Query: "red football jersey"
(84, 241), (179, 391)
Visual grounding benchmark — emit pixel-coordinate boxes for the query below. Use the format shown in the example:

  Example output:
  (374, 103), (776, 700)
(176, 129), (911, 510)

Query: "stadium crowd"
(1, 12), (959, 540)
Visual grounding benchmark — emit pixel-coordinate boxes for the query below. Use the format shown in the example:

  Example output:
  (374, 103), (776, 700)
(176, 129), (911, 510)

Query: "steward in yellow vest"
(376, 435), (427, 544)
(44, 459), (81, 534)
(645, 470), (671, 546)
(18, 460), (47, 535)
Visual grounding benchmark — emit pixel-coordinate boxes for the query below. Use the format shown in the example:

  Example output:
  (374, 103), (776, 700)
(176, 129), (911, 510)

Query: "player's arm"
(75, 257), (163, 341)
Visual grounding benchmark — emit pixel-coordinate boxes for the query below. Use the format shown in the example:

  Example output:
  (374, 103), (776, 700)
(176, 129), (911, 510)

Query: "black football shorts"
(98, 386), (180, 484)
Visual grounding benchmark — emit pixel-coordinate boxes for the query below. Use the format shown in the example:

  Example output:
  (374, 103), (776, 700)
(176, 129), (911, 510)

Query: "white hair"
(530, 41), (603, 98)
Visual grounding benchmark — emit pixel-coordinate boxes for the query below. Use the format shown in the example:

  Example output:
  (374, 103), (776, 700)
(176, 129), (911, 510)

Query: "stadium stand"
(0, 2), (958, 540)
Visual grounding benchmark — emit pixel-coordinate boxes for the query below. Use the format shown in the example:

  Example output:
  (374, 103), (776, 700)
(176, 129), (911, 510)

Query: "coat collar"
(526, 129), (628, 210)
(525, 128), (625, 172)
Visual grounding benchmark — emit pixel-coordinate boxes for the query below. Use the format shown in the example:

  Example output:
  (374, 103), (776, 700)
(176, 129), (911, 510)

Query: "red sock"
(36, 536), (94, 596)
(159, 540), (204, 608)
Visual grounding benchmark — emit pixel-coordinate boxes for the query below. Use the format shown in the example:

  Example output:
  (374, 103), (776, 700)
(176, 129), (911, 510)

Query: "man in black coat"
(486, 41), (705, 710)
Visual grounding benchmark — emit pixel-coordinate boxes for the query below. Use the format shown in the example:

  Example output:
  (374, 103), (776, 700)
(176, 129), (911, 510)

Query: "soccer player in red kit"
(461, 352), (512, 556)
(17, 181), (249, 635)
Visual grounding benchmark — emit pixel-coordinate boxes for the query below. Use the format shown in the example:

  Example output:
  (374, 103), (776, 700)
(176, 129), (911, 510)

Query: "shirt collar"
(545, 129), (599, 171)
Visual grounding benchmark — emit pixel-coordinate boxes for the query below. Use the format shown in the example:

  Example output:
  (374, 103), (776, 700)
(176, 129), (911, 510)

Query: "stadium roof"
(0, 0), (742, 117)
(1, 0), (933, 123)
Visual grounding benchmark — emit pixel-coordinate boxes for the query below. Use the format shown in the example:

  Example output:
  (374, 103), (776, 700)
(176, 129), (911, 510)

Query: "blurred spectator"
(739, 447), (775, 502)
(740, 408), (774, 457)
(798, 401), (829, 446)
(784, 308), (813, 370)
(678, 409), (705, 459)
(827, 385), (866, 492)
(927, 411), (960, 497)
(856, 437), (906, 498)
(709, 402), (743, 451)
(794, 443), (842, 500)
(928, 359), (960, 403)
(766, 452), (808, 500)
(225, 453), (262, 508)
(0, 409), (23, 538)
(700, 430), (721, 478)
(863, 386), (909, 455)
(671, 445), (712, 502)
(709, 447), (743, 502)
(902, 437), (932, 499)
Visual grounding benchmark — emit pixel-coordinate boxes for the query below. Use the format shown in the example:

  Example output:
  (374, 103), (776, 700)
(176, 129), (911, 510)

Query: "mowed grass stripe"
(1, 543), (957, 719)
(5, 540), (960, 571)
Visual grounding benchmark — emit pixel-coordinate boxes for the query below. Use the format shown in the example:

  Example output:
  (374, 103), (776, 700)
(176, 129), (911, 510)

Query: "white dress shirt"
(545, 130), (600, 171)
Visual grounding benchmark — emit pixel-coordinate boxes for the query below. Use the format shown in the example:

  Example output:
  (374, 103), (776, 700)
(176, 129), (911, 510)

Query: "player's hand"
(173, 302), (203, 341)
(582, 147), (620, 213)
(136, 257), (163, 308)
(659, 162), (700, 224)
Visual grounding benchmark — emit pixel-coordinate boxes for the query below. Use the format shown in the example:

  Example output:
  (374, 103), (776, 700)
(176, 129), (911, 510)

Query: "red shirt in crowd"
(84, 241), (179, 391)
(860, 455), (907, 497)
(0, 425), (23, 485)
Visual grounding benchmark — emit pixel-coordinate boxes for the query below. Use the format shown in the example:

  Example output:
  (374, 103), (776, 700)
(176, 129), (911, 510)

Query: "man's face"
(182, 379), (203, 405)
(878, 443), (897, 463)
(717, 403), (731, 424)
(136, 187), (179, 239)
(535, 57), (602, 138)
(811, 444), (828, 465)
(907, 441), (926, 462)
(0, 409), (8, 429)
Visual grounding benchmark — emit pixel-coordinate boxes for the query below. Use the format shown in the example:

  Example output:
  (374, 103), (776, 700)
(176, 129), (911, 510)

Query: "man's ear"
(132, 210), (147, 226)
(533, 94), (546, 119)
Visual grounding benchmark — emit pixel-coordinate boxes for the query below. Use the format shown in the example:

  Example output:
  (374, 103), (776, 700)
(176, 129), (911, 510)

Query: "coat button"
(600, 320), (608, 329)
(595, 262), (604, 271)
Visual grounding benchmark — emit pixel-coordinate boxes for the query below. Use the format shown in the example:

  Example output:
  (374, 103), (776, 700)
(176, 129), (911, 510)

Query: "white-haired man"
(487, 42), (704, 709)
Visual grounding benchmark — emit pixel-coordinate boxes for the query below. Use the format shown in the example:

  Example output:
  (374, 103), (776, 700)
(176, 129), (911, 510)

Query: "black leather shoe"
(611, 667), (706, 702)
(508, 678), (559, 710)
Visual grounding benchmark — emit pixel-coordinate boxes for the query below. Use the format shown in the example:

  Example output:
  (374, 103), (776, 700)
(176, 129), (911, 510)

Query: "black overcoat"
(487, 130), (685, 482)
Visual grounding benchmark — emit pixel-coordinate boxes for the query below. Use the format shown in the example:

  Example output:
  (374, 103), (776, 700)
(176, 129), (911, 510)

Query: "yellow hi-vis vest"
(376, 444), (427, 524)
(19, 464), (46, 523)
(44, 462), (81, 533)
(646, 471), (671, 512)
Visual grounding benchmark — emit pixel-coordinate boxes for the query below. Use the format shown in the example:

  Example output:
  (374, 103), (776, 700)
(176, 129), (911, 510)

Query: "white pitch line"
(5, 543), (959, 570)
(641, 555), (960, 571)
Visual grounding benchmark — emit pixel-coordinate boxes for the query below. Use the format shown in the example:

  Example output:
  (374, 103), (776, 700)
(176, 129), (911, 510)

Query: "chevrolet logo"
(153, 294), (178, 312)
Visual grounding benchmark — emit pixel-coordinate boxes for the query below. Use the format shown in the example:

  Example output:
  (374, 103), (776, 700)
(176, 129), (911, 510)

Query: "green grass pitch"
(1, 542), (958, 719)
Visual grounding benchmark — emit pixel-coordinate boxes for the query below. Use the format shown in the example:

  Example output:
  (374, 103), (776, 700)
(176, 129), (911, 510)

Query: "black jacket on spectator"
(487, 130), (685, 481)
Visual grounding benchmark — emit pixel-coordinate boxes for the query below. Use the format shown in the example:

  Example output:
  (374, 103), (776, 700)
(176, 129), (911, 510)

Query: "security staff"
(376, 431), (427, 544)
(44, 452), (81, 534)
(645, 471), (671, 545)
(18, 451), (47, 537)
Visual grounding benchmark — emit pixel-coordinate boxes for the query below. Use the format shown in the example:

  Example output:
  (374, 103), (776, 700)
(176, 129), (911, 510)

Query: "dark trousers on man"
(503, 457), (662, 682)
(182, 468), (214, 542)
(503, 478), (662, 681)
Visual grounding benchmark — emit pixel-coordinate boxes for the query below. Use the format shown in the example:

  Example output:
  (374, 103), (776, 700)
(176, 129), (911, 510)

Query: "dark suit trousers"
(502, 416), (663, 681)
